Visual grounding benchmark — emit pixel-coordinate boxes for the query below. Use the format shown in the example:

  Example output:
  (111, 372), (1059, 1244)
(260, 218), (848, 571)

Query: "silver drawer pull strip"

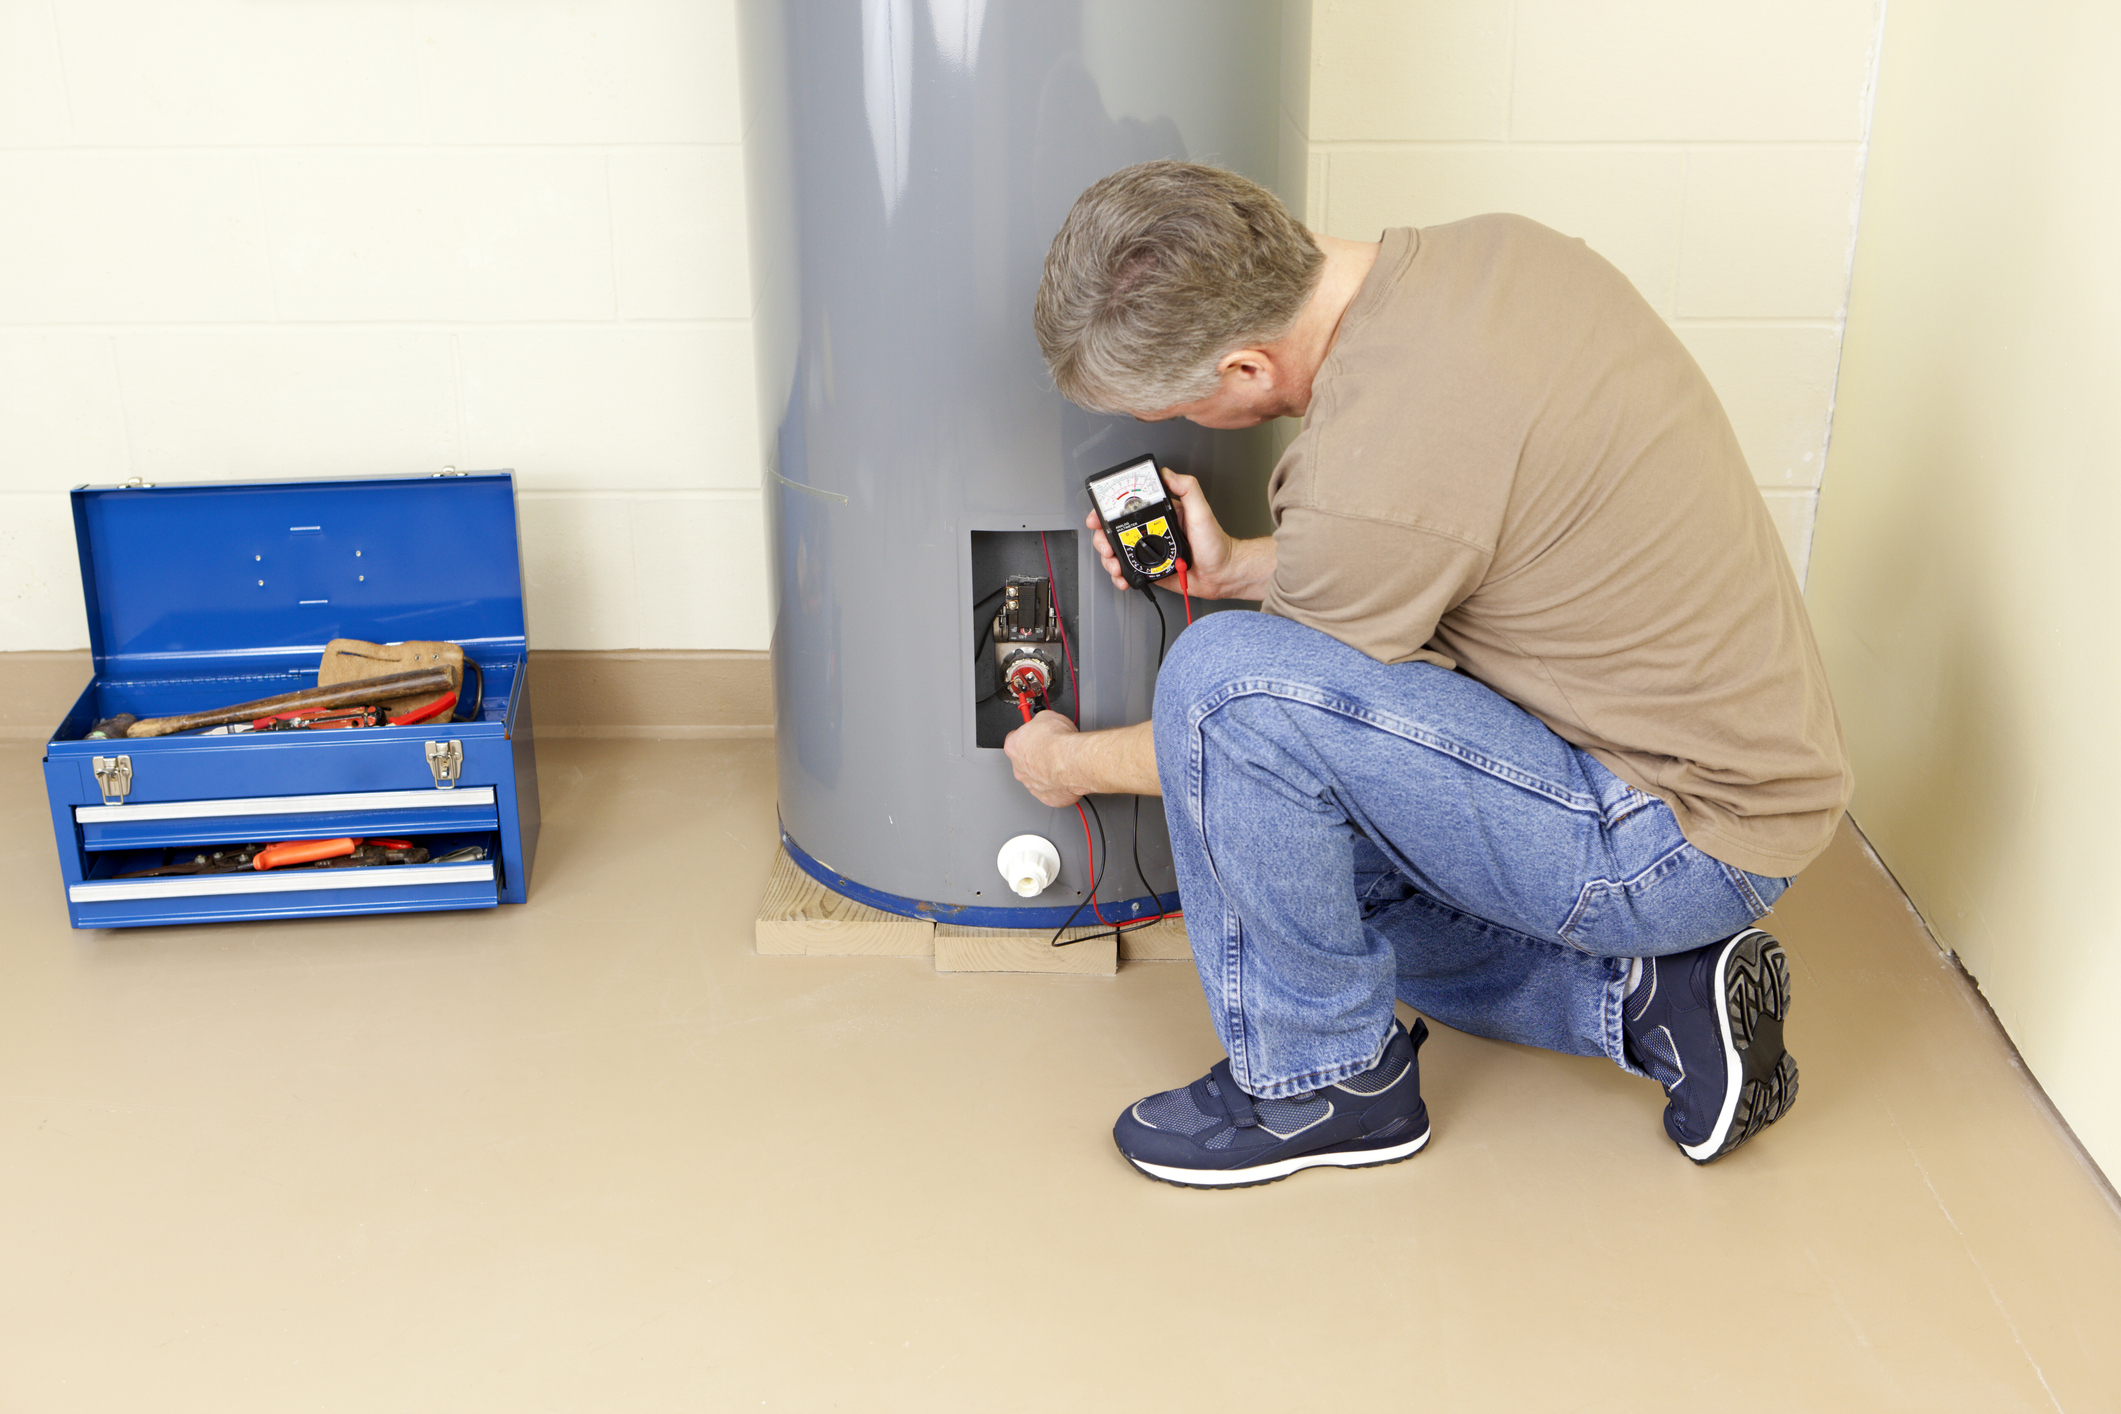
(71, 861), (496, 903)
(76, 787), (496, 824)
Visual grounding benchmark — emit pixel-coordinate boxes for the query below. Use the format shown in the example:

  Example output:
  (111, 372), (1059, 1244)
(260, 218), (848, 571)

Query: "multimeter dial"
(1116, 519), (1176, 578)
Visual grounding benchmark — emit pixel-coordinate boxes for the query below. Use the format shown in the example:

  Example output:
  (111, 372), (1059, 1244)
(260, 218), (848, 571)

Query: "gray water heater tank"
(740, 0), (1290, 925)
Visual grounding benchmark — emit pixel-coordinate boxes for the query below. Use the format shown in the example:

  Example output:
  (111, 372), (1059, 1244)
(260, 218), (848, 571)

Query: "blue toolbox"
(41, 471), (540, 929)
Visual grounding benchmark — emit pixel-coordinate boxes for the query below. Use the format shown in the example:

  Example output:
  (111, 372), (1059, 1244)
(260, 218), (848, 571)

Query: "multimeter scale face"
(1089, 457), (1169, 522)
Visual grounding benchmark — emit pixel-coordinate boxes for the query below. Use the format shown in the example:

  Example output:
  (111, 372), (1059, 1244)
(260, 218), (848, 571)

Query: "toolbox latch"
(424, 740), (463, 790)
(92, 755), (133, 806)
(422, 746), (464, 792)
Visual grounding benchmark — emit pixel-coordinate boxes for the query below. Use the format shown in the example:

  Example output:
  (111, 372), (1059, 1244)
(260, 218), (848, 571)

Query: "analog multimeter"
(1085, 454), (1190, 590)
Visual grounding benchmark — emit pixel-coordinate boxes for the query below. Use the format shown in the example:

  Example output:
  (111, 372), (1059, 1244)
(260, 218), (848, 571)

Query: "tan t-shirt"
(1261, 216), (1851, 878)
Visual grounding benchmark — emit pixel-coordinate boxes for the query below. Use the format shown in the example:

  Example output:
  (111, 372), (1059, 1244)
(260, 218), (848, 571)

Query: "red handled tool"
(249, 705), (381, 732)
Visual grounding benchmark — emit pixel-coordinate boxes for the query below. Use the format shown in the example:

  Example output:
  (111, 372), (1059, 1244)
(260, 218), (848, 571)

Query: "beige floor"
(3, 737), (2119, 1412)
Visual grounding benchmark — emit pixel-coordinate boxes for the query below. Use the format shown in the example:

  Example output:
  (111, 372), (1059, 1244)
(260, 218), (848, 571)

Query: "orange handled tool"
(254, 837), (359, 870)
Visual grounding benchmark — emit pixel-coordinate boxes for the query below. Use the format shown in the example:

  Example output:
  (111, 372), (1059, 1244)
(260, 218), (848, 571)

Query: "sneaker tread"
(1691, 931), (1798, 1164)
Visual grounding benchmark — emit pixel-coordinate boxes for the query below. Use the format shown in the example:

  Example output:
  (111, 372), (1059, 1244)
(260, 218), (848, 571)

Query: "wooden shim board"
(1116, 917), (1190, 961)
(754, 846), (935, 956)
(934, 925), (1117, 975)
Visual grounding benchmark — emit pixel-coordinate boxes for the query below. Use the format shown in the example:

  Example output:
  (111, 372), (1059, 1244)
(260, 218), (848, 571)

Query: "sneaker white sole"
(1127, 1127), (1431, 1189)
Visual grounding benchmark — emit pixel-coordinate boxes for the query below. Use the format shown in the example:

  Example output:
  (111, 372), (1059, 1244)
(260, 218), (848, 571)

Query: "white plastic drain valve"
(996, 834), (1061, 898)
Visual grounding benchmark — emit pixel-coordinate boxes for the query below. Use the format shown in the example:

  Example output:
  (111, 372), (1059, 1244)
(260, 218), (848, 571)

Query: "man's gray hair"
(1034, 161), (1324, 415)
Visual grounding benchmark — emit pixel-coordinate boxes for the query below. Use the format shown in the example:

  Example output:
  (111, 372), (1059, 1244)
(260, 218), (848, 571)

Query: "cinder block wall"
(1293, 0), (1885, 580)
(2, 2), (1880, 661)
(0, 0), (768, 654)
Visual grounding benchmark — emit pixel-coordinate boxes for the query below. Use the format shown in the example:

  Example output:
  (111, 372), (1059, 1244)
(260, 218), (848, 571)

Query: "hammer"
(103, 667), (456, 739)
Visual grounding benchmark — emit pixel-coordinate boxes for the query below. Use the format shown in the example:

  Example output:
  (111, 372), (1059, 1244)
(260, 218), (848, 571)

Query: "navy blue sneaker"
(1624, 929), (1798, 1163)
(1113, 1018), (1432, 1189)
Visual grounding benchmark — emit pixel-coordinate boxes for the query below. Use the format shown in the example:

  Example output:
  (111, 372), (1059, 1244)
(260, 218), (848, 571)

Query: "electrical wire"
(1075, 798), (1112, 927)
(1033, 530), (1111, 939)
(1049, 587), (1184, 947)
(1046, 793), (1112, 944)
(1049, 797), (1177, 948)
(991, 533), (1178, 946)
(1038, 531), (1081, 726)
(1126, 586), (1174, 925)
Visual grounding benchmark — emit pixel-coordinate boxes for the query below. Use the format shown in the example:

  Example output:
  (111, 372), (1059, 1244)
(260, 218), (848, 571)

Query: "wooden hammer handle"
(123, 667), (455, 738)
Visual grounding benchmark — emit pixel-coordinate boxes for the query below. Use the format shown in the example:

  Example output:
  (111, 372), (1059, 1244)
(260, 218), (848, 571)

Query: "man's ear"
(1216, 347), (1279, 388)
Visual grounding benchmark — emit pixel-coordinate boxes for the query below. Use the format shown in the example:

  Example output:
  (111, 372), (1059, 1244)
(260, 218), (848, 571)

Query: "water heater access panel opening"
(969, 528), (1081, 750)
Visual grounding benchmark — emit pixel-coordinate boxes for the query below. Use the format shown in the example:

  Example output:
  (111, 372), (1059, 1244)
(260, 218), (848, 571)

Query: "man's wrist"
(1048, 729), (1089, 800)
(1223, 537), (1277, 598)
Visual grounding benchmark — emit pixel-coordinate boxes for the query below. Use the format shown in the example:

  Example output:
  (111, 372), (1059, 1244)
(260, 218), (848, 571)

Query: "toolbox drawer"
(66, 833), (500, 928)
(76, 787), (500, 852)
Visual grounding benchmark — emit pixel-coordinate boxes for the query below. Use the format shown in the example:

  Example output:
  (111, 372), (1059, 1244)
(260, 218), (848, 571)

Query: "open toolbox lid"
(69, 471), (527, 678)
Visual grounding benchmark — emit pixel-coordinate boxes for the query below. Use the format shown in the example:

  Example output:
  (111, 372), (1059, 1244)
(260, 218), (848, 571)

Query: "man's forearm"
(1004, 712), (1158, 805)
(1058, 720), (1160, 798)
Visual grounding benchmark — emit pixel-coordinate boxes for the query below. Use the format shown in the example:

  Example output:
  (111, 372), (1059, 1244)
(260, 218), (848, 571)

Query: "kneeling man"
(1007, 160), (1851, 1188)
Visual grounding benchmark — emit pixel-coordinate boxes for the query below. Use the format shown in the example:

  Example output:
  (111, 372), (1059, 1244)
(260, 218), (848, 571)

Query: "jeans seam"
(1723, 862), (1770, 918)
(1221, 906), (1250, 1091)
(1184, 700), (1251, 1089)
(1181, 698), (1226, 895)
(1606, 963), (1645, 1076)
(1187, 680), (1605, 817)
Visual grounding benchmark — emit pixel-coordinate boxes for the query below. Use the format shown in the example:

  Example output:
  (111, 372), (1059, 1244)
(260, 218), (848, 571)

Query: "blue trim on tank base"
(779, 828), (1181, 930)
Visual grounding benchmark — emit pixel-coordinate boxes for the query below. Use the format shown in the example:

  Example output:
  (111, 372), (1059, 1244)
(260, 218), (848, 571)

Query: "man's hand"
(1003, 710), (1084, 807)
(1084, 467), (1275, 600)
(1003, 716), (1161, 805)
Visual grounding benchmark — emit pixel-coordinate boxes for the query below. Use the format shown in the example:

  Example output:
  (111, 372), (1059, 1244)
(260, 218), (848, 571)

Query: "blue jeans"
(1152, 611), (1789, 1100)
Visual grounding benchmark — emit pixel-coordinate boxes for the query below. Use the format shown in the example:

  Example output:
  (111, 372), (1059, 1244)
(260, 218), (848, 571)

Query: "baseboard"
(528, 650), (773, 737)
(540, 724), (774, 740)
(0, 650), (90, 740)
(0, 648), (774, 741)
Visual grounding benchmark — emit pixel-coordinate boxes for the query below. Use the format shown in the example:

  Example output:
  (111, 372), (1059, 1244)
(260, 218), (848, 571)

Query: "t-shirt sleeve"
(1260, 508), (1492, 668)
